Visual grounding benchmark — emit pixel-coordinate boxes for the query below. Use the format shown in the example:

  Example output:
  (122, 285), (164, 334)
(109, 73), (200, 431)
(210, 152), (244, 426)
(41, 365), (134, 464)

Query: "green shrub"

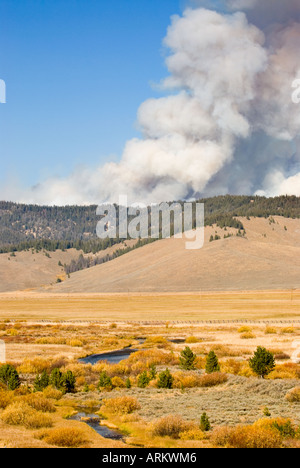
(49, 368), (76, 393)
(149, 364), (157, 380)
(157, 368), (174, 389)
(34, 370), (49, 392)
(0, 364), (20, 390)
(97, 371), (113, 390)
(272, 419), (296, 438)
(61, 370), (76, 393)
(249, 347), (275, 378)
(179, 347), (197, 370)
(205, 351), (220, 374)
(49, 368), (64, 391)
(125, 377), (132, 389)
(137, 371), (150, 388)
(200, 412), (211, 432)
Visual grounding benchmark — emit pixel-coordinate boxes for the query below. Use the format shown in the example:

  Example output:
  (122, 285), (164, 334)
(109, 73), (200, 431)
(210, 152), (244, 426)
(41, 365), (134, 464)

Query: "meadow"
(0, 289), (300, 321)
(0, 306), (299, 448)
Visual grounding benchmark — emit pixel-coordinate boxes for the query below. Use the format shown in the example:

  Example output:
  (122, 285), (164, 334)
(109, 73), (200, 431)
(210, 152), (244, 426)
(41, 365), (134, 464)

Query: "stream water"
(75, 337), (185, 443)
(79, 338), (147, 365)
(69, 408), (125, 440)
(79, 347), (138, 365)
(79, 337), (186, 366)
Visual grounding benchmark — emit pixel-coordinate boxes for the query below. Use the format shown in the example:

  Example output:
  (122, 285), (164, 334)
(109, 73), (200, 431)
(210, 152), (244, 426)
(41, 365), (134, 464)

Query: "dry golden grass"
(0, 241), (139, 294)
(38, 427), (87, 447)
(0, 292), (299, 449)
(100, 396), (141, 415)
(151, 415), (195, 439)
(16, 394), (56, 413)
(0, 289), (300, 322)
(172, 371), (228, 389)
(1, 402), (53, 429)
(211, 424), (283, 448)
(285, 387), (300, 402)
(0, 399), (128, 448)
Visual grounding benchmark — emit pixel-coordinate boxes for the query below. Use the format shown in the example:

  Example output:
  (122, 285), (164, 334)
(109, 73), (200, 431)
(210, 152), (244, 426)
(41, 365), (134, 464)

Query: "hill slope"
(45, 216), (300, 293)
(0, 241), (137, 292)
(2, 195), (300, 249)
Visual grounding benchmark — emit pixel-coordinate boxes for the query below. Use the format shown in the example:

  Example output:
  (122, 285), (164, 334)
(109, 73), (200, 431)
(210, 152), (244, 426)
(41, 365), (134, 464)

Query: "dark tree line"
(1, 195), (300, 254)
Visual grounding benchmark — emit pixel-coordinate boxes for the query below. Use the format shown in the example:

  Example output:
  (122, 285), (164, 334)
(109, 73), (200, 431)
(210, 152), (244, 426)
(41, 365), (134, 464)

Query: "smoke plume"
(6, 0), (300, 205)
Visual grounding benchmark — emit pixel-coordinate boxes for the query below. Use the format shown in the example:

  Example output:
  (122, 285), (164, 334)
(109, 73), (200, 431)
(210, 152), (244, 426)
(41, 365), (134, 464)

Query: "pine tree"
(62, 370), (76, 393)
(149, 364), (157, 380)
(49, 368), (64, 390)
(125, 377), (131, 389)
(98, 371), (113, 390)
(0, 364), (20, 390)
(200, 412), (211, 432)
(157, 368), (174, 389)
(179, 346), (197, 370)
(34, 370), (49, 391)
(205, 351), (220, 374)
(249, 347), (275, 378)
(137, 371), (150, 388)
(83, 382), (89, 392)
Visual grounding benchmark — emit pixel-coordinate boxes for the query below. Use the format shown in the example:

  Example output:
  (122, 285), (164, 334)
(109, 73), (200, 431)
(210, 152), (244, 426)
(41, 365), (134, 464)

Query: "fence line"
(7, 318), (300, 325)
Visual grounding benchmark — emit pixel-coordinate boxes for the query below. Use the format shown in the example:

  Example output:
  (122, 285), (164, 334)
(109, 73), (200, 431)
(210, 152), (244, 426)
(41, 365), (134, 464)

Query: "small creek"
(74, 338), (185, 443)
(79, 347), (138, 365)
(79, 337), (185, 366)
(79, 338), (147, 365)
(69, 408), (125, 441)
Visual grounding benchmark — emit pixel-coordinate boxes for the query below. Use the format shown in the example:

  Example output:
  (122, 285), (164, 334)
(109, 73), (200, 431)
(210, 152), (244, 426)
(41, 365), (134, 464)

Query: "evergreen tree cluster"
(0, 364), (20, 390)
(1, 195), (300, 254)
(34, 368), (76, 393)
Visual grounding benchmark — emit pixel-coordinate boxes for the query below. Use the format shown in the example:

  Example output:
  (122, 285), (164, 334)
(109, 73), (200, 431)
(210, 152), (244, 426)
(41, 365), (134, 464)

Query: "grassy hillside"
(44, 216), (300, 293)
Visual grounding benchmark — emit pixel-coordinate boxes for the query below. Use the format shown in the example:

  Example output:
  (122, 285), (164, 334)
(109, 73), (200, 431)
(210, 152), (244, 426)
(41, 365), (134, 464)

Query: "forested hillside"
(1, 195), (300, 253)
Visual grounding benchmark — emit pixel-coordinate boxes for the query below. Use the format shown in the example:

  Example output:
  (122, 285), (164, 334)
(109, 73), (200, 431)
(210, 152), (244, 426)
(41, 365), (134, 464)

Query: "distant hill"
(1, 195), (300, 292)
(44, 216), (300, 293)
(1, 195), (300, 253)
(0, 240), (138, 293)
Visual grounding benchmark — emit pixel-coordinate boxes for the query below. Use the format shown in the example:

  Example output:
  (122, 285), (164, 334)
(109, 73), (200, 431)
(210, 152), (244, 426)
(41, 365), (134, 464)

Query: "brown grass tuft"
(100, 396), (141, 415)
(285, 386), (300, 402)
(41, 427), (87, 447)
(152, 415), (195, 439)
(1, 402), (53, 429)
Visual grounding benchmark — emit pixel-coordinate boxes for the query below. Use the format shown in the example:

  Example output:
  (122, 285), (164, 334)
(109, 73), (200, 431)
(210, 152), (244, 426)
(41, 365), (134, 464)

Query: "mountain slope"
(45, 216), (300, 293)
(0, 241), (137, 292)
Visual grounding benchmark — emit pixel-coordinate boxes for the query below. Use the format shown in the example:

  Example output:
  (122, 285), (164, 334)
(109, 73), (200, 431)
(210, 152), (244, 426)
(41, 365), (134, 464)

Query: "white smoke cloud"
(256, 170), (300, 197)
(3, 1), (300, 205)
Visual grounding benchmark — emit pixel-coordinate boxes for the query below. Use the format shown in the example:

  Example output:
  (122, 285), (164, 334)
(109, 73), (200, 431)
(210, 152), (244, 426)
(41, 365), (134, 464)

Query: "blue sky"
(0, 0), (190, 191)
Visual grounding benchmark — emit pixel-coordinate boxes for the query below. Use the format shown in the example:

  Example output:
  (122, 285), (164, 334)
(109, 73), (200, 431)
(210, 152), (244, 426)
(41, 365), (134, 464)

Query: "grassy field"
(1, 288), (300, 448)
(0, 318), (299, 448)
(0, 290), (300, 322)
(0, 314), (300, 448)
